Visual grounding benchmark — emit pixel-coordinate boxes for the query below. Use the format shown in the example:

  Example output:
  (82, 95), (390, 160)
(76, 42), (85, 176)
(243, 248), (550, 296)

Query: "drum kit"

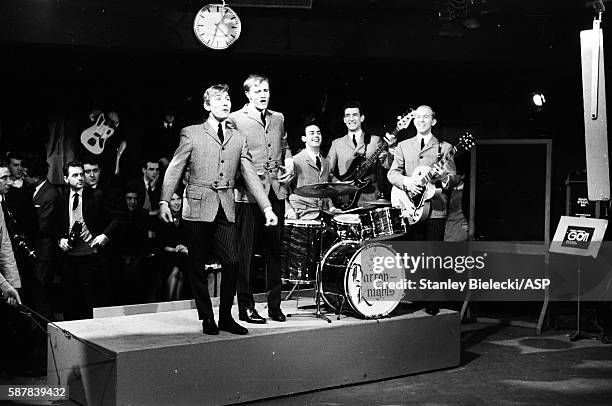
(281, 183), (407, 322)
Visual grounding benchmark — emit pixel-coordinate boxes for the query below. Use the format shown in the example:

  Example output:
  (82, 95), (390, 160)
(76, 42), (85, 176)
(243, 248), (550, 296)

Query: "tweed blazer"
(387, 135), (457, 218)
(229, 104), (292, 202)
(161, 121), (271, 223)
(288, 149), (333, 217)
(327, 133), (385, 177)
(0, 203), (20, 289)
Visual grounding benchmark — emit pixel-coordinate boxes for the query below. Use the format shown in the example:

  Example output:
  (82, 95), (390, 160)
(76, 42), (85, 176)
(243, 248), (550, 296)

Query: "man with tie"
(160, 84), (278, 335)
(286, 120), (339, 220)
(328, 100), (390, 205)
(229, 74), (294, 324)
(128, 159), (161, 215)
(53, 161), (124, 320)
(387, 105), (457, 315)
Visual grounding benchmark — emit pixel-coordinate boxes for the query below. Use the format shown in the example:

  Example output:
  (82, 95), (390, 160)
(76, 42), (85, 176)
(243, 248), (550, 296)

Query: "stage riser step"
(48, 309), (460, 405)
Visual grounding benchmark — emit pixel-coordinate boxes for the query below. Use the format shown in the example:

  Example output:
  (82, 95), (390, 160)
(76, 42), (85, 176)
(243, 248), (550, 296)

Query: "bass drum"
(320, 241), (404, 319)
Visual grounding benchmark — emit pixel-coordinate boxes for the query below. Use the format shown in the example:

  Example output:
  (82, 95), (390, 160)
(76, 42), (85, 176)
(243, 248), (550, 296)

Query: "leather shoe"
(202, 318), (219, 335)
(219, 318), (249, 335)
(269, 308), (286, 322)
(239, 307), (267, 324)
(425, 304), (440, 316)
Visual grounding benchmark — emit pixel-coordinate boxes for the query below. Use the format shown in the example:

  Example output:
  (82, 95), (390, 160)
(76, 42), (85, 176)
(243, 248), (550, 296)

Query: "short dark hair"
(23, 158), (49, 180)
(82, 156), (101, 168)
(342, 100), (364, 116)
(142, 158), (160, 169)
(0, 160), (8, 170)
(6, 151), (24, 162)
(302, 118), (321, 136)
(63, 160), (84, 177)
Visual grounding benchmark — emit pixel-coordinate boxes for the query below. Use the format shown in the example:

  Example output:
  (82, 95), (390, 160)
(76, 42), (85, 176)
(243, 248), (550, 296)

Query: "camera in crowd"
(68, 221), (83, 248)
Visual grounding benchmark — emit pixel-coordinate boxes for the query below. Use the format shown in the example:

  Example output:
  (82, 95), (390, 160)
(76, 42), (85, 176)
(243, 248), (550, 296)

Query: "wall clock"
(193, 2), (242, 50)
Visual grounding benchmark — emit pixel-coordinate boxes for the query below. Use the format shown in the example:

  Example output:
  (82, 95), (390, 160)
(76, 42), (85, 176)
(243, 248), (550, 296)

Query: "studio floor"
(2, 307), (611, 406)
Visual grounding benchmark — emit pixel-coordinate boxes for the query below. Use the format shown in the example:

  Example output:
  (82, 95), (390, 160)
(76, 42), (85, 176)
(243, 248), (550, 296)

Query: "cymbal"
(294, 182), (359, 198)
(367, 199), (392, 207)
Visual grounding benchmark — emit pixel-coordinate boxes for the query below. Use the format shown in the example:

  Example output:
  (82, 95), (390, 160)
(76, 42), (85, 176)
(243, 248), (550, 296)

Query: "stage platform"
(47, 299), (460, 406)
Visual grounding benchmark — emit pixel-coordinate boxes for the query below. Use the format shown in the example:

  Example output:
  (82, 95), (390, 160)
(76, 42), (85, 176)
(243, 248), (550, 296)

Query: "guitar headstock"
(458, 131), (475, 151)
(396, 109), (415, 131)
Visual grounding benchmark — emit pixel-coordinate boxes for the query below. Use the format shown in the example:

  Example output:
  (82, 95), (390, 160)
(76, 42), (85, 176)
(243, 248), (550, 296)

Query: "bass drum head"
(320, 241), (404, 319)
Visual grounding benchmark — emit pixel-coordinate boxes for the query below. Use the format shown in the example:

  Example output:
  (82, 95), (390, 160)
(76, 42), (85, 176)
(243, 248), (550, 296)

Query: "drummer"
(286, 120), (341, 220)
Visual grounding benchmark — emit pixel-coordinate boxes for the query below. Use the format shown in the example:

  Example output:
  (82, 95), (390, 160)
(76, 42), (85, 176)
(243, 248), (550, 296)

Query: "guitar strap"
(363, 132), (372, 151)
(435, 142), (445, 190)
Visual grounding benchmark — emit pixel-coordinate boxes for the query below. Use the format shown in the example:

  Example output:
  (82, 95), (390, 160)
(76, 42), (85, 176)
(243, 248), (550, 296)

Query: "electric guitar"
(80, 113), (116, 155)
(391, 132), (475, 225)
(331, 111), (415, 210)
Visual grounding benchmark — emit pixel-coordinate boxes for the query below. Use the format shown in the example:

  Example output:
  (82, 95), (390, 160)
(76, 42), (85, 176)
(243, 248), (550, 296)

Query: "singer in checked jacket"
(160, 83), (277, 336)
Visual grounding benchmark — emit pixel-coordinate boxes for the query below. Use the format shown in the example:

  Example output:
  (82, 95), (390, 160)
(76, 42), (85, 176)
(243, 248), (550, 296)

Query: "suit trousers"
(236, 191), (285, 310)
(61, 252), (111, 320)
(183, 206), (238, 321)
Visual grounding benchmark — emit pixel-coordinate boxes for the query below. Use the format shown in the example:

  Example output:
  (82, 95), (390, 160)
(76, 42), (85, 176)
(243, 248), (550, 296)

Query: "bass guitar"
(80, 113), (116, 155)
(332, 111), (415, 210)
(390, 132), (474, 225)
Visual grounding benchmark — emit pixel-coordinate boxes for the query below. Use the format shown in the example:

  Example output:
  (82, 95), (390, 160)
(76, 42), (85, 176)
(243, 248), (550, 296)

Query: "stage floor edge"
(47, 300), (461, 406)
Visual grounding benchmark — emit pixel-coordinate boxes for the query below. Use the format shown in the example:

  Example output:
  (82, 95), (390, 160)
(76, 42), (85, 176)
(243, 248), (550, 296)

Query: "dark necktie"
(72, 192), (79, 211)
(352, 134), (357, 147)
(261, 111), (266, 127)
(217, 122), (224, 144)
(420, 137), (425, 150)
(316, 155), (322, 171)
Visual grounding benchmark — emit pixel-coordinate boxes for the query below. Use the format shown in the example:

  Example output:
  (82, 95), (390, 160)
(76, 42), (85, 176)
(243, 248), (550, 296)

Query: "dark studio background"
(0, 0), (608, 240)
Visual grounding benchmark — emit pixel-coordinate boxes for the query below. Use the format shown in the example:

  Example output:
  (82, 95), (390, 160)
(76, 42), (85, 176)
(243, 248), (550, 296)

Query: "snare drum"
(281, 220), (323, 282)
(367, 207), (406, 240)
(331, 212), (373, 241)
(320, 240), (404, 318)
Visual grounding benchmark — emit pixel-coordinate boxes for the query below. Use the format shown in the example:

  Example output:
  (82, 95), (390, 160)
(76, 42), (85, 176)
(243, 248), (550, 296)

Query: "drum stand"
(287, 226), (332, 323)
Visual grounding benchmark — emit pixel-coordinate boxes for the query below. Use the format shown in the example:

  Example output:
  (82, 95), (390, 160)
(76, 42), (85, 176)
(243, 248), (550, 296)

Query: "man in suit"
(229, 74), (294, 324)
(286, 120), (340, 220)
(129, 158), (161, 215)
(328, 100), (391, 205)
(0, 162), (22, 306)
(160, 83), (278, 335)
(83, 157), (127, 306)
(7, 151), (25, 189)
(126, 158), (162, 244)
(22, 158), (58, 320)
(387, 105), (457, 315)
(53, 161), (124, 320)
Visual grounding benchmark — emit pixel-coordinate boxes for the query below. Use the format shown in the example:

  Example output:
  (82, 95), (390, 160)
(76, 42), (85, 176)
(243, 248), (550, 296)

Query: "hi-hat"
(294, 182), (358, 198)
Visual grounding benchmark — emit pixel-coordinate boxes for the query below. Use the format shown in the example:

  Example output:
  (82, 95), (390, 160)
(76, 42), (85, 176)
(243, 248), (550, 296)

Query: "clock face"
(193, 4), (242, 50)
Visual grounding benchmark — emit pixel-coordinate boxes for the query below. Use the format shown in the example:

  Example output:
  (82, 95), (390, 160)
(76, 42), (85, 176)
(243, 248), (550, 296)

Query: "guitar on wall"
(331, 111), (415, 210)
(80, 113), (116, 155)
(390, 132), (475, 225)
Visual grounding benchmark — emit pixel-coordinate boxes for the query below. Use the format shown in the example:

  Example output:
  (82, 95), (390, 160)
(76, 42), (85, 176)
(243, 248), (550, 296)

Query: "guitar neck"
(419, 145), (458, 186)
(353, 126), (400, 179)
